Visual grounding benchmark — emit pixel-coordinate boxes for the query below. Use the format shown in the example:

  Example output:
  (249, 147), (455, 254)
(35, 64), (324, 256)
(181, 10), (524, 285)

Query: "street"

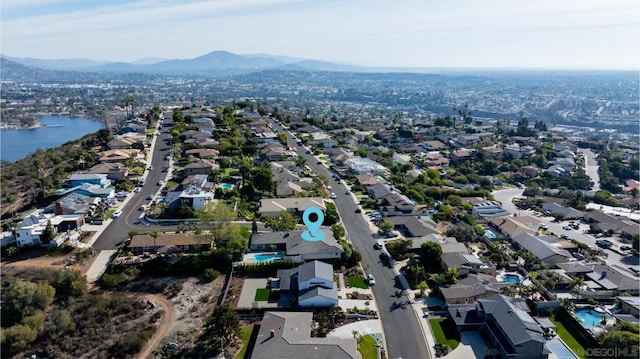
(270, 119), (432, 359)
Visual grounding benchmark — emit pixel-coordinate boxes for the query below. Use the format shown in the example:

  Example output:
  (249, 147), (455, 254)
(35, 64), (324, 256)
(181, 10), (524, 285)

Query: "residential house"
(366, 183), (394, 199)
(183, 159), (218, 176)
(46, 193), (102, 216)
(450, 148), (474, 164)
(548, 157), (575, 172)
(392, 153), (412, 165)
(355, 173), (386, 187)
(387, 216), (438, 238)
(511, 233), (572, 268)
(421, 152), (450, 169)
(259, 197), (325, 217)
(118, 122), (146, 134)
(192, 117), (215, 133)
(584, 210), (635, 233)
(439, 273), (503, 306)
(107, 136), (140, 150)
(441, 253), (497, 277)
(86, 163), (129, 180)
(421, 140), (447, 151)
(249, 230), (343, 262)
(541, 203), (583, 219)
(381, 193), (416, 214)
(488, 217), (536, 239)
(69, 173), (111, 187)
(251, 311), (357, 359)
(515, 166), (541, 180)
(616, 296), (640, 319)
(66, 183), (115, 199)
(98, 149), (142, 163)
(482, 144), (504, 159)
(505, 143), (535, 159)
(128, 233), (211, 255)
(185, 148), (219, 159)
(583, 264), (639, 296)
(448, 294), (550, 359)
(471, 201), (510, 218)
(15, 213), (85, 247)
(177, 184), (214, 210)
(345, 157), (387, 175)
(276, 260), (339, 307)
(276, 181), (305, 197)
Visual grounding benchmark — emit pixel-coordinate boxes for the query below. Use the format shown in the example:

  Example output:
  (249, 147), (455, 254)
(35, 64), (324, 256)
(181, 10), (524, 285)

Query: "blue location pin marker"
(301, 206), (325, 241)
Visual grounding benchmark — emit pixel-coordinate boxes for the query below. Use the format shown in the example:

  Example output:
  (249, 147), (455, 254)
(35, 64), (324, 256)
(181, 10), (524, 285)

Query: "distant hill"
(4, 50), (363, 75)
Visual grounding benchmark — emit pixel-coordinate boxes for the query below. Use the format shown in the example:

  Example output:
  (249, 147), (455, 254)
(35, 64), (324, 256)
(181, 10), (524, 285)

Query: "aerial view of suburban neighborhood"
(1, 55), (638, 359)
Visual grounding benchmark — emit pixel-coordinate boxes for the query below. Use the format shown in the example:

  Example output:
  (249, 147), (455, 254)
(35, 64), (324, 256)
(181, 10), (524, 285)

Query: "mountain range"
(2, 50), (364, 75)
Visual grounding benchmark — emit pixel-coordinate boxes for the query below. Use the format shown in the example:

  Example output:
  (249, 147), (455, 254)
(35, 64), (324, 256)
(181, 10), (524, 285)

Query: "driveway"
(444, 331), (487, 359)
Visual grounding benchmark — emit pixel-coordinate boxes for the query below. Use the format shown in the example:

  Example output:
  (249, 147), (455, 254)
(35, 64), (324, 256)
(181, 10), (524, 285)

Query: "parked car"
(112, 210), (123, 218)
(572, 252), (585, 260)
(374, 241), (383, 250)
(367, 274), (376, 285)
(355, 207), (362, 213)
(560, 234), (569, 240)
(330, 193), (337, 199)
(134, 187), (141, 193)
(620, 245), (632, 251)
(157, 180), (164, 186)
(562, 225), (572, 230)
(147, 165), (153, 170)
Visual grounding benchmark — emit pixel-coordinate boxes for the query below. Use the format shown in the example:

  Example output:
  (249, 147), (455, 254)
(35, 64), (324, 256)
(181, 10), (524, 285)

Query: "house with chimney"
(275, 260), (339, 307)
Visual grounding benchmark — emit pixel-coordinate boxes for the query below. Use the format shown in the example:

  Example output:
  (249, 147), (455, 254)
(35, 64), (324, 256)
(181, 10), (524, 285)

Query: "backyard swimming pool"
(484, 230), (497, 239)
(245, 252), (285, 263)
(219, 183), (234, 190)
(504, 273), (521, 284)
(575, 308), (612, 329)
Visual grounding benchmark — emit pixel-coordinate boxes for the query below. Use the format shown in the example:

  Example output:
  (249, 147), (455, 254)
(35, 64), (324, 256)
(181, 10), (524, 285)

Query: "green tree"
(2, 280), (55, 327)
(41, 219), (55, 244)
(198, 202), (237, 248)
(250, 166), (274, 193)
(421, 242), (442, 272)
(323, 202), (339, 226)
(277, 132), (288, 145)
(52, 269), (88, 298)
(0, 324), (38, 356)
(331, 224), (346, 240)
(378, 220), (394, 235)
(600, 331), (639, 358)
(201, 304), (240, 355)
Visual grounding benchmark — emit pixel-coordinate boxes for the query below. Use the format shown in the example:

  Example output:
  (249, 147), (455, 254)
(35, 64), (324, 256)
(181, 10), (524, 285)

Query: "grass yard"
(105, 209), (116, 219)
(165, 180), (178, 188)
(358, 335), (379, 359)
(254, 288), (271, 301)
(349, 277), (369, 289)
(550, 317), (587, 359)
(235, 326), (253, 359)
(429, 318), (460, 350)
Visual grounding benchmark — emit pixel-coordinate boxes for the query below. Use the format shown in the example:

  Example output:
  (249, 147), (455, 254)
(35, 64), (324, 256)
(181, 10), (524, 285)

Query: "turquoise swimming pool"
(575, 308), (611, 328)
(484, 230), (497, 239)
(219, 183), (234, 190)
(504, 273), (521, 284)
(254, 253), (285, 262)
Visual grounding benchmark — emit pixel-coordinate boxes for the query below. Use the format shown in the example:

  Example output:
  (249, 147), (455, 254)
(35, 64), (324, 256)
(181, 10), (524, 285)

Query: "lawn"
(105, 209), (116, 219)
(254, 288), (271, 301)
(235, 326), (253, 359)
(349, 277), (369, 289)
(429, 318), (460, 350)
(358, 335), (378, 359)
(550, 317), (587, 359)
(165, 180), (178, 188)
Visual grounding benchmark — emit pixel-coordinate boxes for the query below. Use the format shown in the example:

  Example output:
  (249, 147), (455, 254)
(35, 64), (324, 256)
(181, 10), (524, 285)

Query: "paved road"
(93, 119), (175, 250)
(581, 148), (600, 192)
(270, 119), (431, 359)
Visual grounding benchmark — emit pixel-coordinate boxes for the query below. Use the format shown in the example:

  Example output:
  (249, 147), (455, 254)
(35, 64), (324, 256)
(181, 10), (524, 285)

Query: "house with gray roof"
(250, 230), (343, 262)
(276, 260), (338, 308)
(69, 173), (111, 187)
(541, 203), (583, 220)
(251, 311), (357, 359)
(387, 216), (438, 238)
(511, 233), (571, 268)
(259, 197), (326, 217)
(584, 264), (639, 295)
(441, 252), (497, 277)
(440, 273), (504, 306)
(449, 294), (551, 359)
(472, 201), (510, 218)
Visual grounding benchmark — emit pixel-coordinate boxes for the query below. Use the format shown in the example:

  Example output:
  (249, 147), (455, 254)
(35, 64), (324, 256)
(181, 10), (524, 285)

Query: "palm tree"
(149, 229), (161, 255)
(570, 277), (584, 300)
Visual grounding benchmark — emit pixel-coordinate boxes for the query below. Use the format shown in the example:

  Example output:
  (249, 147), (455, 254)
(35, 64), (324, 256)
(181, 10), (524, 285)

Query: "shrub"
(203, 268), (219, 282)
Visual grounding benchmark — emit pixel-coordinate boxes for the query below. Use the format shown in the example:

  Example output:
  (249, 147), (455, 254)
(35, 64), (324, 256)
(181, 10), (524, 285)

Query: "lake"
(0, 115), (103, 163)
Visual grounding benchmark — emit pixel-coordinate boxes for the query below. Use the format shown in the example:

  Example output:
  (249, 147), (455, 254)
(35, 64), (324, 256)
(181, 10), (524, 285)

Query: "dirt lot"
(120, 275), (226, 357)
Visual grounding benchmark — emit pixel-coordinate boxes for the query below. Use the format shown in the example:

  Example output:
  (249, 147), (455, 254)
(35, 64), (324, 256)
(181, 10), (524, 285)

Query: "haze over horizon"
(1, 0), (639, 70)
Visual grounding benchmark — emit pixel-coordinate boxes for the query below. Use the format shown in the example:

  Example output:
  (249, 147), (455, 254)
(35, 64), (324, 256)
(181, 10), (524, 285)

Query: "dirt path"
(136, 294), (175, 359)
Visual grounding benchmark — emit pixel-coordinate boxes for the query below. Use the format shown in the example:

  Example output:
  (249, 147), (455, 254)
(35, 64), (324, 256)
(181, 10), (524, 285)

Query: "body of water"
(1, 116), (103, 163)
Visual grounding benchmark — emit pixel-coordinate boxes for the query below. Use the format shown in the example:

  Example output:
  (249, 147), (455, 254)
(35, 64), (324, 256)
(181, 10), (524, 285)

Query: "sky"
(1, 0), (639, 70)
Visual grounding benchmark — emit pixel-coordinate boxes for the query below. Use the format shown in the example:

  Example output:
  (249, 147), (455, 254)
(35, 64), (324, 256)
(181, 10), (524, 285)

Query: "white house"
(345, 157), (388, 175)
(276, 260), (339, 308)
(179, 185), (214, 210)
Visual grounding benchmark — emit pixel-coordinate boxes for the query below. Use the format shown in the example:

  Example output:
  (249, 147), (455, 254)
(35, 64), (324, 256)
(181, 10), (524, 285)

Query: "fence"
(555, 307), (600, 349)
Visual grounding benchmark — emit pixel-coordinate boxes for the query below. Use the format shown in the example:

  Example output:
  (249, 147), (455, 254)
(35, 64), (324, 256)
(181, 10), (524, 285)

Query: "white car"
(367, 274), (376, 285)
(330, 192), (337, 199)
(112, 210), (123, 218)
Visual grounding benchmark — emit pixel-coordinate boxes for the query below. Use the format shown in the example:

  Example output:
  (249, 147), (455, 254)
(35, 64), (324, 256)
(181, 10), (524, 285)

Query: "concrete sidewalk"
(86, 250), (117, 283)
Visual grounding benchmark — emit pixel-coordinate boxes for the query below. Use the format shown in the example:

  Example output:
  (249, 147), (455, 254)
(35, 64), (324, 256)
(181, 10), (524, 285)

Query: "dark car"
(355, 208), (362, 213)
(306, 150), (311, 154)
(316, 161), (322, 165)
